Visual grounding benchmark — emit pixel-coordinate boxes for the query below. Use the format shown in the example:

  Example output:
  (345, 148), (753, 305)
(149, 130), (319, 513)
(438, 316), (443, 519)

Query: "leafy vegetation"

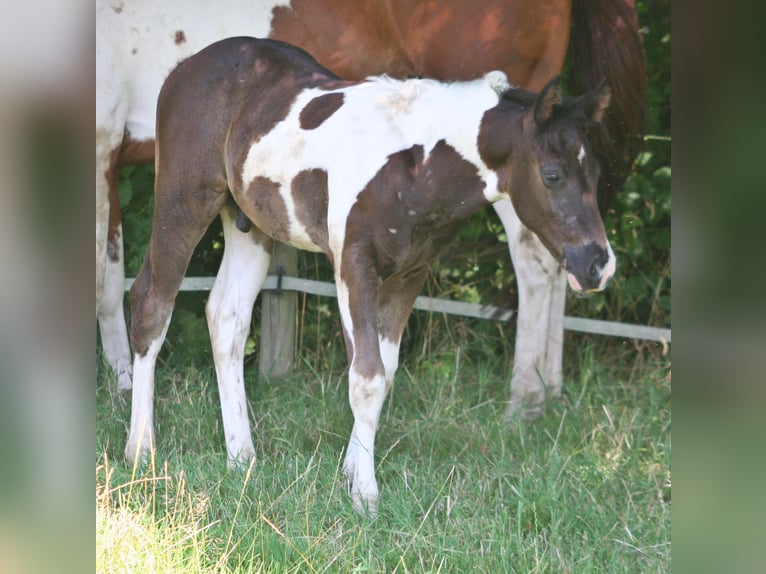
(116, 1), (670, 361)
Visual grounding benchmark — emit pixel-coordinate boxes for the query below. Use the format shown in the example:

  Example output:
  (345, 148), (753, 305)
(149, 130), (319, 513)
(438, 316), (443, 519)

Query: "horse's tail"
(570, 0), (647, 211)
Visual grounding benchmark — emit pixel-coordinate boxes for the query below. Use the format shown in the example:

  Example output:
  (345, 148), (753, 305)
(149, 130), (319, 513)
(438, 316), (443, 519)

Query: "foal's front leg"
(335, 269), (387, 516)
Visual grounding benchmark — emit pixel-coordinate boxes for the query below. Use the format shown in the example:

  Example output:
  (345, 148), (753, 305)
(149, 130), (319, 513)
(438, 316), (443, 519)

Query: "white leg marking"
(379, 336), (401, 391)
(206, 207), (271, 466)
(335, 277), (354, 355)
(125, 315), (171, 466)
(97, 223), (133, 389)
(493, 199), (566, 419)
(343, 367), (387, 516)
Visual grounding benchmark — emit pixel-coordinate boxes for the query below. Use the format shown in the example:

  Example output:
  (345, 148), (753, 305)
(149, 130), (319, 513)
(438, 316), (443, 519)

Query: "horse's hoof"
(504, 401), (544, 423)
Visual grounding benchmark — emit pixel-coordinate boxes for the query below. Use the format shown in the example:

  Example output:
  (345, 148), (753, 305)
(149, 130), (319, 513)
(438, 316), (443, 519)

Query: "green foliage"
(113, 0), (670, 362)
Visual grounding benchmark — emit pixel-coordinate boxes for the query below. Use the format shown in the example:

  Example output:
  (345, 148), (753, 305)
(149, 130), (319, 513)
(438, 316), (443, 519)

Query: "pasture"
(97, 322), (670, 572)
(96, 2), (670, 569)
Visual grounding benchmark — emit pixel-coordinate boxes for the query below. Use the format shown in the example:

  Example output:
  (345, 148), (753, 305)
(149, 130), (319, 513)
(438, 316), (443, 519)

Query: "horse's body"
(96, 0), (645, 415)
(128, 36), (614, 514)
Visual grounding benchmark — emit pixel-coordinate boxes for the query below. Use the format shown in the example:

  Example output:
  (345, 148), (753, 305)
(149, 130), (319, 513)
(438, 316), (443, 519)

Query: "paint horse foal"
(128, 37), (614, 514)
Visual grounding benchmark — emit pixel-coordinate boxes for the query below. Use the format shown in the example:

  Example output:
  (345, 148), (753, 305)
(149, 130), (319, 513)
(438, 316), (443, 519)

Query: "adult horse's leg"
(96, 132), (132, 389)
(98, 212), (133, 390)
(125, 184), (226, 466)
(96, 28), (133, 389)
(206, 203), (272, 466)
(493, 199), (567, 420)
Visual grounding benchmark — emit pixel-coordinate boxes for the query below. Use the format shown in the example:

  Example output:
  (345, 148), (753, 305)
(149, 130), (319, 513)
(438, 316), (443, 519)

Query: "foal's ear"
(585, 77), (612, 124)
(534, 76), (563, 126)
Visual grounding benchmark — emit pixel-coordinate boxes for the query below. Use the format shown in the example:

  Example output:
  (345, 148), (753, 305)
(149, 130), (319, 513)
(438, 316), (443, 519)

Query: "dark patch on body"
(220, 39), (347, 191)
(340, 140), (489, 377)
(299, 92), (345, 130)
(174, 30), (186, 45)
(116, 132), (155, 166)
(518, 228), (535, 246)
(241, 176), (291, 244)
(342, 140), (489, 282)
(291, 168), (330, 251)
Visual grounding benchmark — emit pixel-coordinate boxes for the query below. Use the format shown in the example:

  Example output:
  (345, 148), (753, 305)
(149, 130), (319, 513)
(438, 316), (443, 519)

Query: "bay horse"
(96, 0), (645, 415)
(128, 36), (614, 514)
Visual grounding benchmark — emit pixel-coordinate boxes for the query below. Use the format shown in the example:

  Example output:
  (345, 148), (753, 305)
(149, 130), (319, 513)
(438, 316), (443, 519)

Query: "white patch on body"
(484, 70), (511, 94)
(240, 74), (507, 258)
(99, 0), (289, 141)
(96, 0), (288, 383)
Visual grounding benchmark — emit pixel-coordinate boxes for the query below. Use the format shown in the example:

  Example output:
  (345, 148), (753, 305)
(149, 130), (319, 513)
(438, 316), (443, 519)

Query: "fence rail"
(124, 275), (672, 344)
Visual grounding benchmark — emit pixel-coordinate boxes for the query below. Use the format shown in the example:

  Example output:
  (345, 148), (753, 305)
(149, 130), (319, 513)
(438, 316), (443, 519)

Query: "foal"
(128, 37), (614, 514)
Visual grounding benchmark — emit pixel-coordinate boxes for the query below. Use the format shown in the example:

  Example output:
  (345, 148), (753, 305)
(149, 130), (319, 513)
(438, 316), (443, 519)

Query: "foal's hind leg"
(125, 186), (226, 466)
(206, 203), (273, 466)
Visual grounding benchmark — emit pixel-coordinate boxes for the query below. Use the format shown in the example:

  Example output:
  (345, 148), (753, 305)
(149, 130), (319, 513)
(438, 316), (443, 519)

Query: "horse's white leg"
(493, 199), (567, 419)
(95, 154), (110, 314)
(96, 36), (131, 387)
(97, 222), (133, 389)
(343, 366), (386, 515)
(335, 272), (387, 516)
(206, 204), (272, 466)
(125, 315), (170, 466)
(338, 271), (424, 516)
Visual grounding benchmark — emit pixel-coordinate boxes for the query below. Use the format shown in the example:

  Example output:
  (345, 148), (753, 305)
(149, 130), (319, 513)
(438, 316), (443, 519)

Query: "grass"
(97, 326), (670, 573)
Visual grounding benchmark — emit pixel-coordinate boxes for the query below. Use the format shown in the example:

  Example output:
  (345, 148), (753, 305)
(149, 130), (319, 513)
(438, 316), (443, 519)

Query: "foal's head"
(486, 77), (616, 292)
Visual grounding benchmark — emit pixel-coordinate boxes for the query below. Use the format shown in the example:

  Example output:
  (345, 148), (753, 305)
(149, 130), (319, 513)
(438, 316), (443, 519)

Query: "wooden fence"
(125, 270), (671, 377)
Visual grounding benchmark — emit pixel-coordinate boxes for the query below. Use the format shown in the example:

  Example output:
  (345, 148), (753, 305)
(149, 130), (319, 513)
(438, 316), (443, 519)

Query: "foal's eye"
(541, 165), (565, 188)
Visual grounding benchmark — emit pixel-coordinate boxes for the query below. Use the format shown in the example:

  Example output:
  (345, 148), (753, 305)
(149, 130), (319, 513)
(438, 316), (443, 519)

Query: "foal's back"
(156, 37), (343, 192)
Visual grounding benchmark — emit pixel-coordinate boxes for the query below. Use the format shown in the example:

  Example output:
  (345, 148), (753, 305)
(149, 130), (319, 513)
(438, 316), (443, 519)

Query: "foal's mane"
(498, 86), (538, 108)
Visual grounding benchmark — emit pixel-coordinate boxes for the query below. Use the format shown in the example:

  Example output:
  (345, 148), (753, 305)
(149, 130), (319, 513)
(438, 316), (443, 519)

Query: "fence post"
(258, 243), (298, 377)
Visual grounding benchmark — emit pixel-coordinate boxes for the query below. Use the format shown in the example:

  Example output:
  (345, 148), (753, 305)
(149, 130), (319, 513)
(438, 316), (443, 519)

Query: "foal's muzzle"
(564, 243), (616, 292)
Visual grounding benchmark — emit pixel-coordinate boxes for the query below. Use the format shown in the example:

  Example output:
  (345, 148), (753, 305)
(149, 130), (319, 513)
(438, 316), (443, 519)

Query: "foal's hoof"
(226, 448), (257, 471)
(349, 486), (378, 518)
(124, 440), (154, 469)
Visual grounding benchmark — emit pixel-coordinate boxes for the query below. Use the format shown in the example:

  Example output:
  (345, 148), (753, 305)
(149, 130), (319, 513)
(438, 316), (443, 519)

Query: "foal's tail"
(570, 0), (647, 211)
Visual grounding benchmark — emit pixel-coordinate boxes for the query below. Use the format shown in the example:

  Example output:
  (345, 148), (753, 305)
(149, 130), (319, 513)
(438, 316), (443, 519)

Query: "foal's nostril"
(588, 260), (602, 283)
(588, 249), (610, 283)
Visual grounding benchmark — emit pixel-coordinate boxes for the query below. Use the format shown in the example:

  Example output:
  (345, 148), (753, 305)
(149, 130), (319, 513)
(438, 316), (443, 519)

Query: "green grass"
(97, 332), (670, 573)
